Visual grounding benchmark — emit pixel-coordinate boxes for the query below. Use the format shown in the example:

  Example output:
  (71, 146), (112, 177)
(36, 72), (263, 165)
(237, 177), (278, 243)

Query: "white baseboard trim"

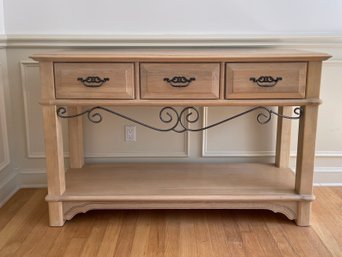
(0, 186), (19, 207)
(315, 183), (342, 186)
(314, 167), (342, 173)
(18, 169), (47, 188)
(314, 169), (342, 185)
(0, 173), (19, 207)
(20, 184), (47, 188)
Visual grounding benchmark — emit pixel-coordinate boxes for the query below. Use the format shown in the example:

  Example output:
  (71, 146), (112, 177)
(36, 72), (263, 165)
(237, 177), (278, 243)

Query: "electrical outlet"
(125, 125), (136, 142)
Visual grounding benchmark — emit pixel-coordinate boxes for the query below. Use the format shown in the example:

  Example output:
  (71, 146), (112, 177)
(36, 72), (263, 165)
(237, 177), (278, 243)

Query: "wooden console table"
(32, 49), (330, 226)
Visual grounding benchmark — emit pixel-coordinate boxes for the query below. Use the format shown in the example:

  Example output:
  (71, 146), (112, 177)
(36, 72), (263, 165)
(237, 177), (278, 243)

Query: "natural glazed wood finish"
(68, 106), (84, 169)
(52, 163), (298, 199)
(40, 61), (66, 226)
(275, 106), (292, 168)
(39, 61), (55, 100)
(295, 61), (323, 226)
(225, 62), (307, 99)
(39, 98), (322, 107)
(45, 163), (311, 221)
(32, 48), (330, 62)
(44, 163), (314, 227)
(140, 63), (220, 99)
(42, 106), (65, 226)
(31, 49), (330, 227)
(54, 63), (135, 99)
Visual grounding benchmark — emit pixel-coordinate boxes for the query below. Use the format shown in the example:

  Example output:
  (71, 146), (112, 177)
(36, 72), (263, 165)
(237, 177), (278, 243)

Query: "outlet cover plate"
(125, 125), (136, 142)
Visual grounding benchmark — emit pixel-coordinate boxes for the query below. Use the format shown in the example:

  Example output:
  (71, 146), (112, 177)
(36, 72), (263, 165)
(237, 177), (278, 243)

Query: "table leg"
(295, 105), (318, 226)
(275, 106), (292, 168)
(42, 105), (66, 226)
(68, 106), (84, 168)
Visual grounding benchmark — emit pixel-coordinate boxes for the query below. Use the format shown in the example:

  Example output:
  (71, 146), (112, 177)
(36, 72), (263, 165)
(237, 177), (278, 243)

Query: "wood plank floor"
(0, 187), (341, 257)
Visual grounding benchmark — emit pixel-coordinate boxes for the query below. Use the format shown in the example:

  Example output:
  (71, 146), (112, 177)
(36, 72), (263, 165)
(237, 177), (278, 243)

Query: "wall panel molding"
(202, 107), (342, 159)
(20, 61), (47, 158)
(0, 63), (10, 171)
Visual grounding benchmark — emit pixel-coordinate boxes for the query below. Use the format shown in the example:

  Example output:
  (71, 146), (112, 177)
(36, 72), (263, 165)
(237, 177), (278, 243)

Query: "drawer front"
(225, 63), (307, 99)
(54, 63), (135, 99)
(140, 63), (220, 99)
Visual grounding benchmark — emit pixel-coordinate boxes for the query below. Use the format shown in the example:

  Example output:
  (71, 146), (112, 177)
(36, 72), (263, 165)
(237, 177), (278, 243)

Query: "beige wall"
(0, 36), (342, 204)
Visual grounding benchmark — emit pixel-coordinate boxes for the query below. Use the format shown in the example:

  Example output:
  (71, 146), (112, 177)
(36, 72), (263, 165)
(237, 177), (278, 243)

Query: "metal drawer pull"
(77, 76), (110, 87)
(164, 76), (196, 87)
(250, 76), (282, 87)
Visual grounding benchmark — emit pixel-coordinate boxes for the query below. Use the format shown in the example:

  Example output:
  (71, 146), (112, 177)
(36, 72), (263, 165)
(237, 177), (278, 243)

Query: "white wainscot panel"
(20, 61), (69, 158)
(289, 61), (342, 162)
(202, 106), (277, 157)
(313, 60), (342, 178)
(316, 61), (342, 157)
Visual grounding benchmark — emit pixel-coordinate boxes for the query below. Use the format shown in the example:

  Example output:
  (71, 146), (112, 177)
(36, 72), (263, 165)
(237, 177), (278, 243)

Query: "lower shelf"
(45, 163), (314, 223)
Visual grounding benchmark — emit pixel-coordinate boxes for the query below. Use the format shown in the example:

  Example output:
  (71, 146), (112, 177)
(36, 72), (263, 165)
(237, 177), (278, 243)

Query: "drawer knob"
(163, 76), (196, 87)
(250, 76), (282, 87)
(77, 76), (110, 87)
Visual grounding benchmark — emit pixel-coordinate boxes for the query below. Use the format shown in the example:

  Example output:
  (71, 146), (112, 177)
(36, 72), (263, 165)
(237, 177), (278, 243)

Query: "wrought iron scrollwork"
(250, 76), (282, 87)
(57, 106), (303, 133)
(77, 76), (110, 87)
(255, 106), (303, 124)
(163, 76), (196, 87)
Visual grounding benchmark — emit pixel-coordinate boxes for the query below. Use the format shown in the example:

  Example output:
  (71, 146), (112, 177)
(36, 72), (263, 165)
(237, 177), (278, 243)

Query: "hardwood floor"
(0, 187), (341, 257)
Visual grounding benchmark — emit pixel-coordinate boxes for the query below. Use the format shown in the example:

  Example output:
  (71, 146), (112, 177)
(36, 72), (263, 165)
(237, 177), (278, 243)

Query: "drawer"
(140, 63), (220, 99)
(54, 63), (135, 99)
(225, 63), (307, 99)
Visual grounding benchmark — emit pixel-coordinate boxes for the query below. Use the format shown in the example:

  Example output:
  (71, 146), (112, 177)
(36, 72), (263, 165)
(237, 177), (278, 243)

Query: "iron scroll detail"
(77, 76), (110, 87)
(57, 106), (303, 133)
(250, 76), (282, 87)
(163, 76), (196, 87)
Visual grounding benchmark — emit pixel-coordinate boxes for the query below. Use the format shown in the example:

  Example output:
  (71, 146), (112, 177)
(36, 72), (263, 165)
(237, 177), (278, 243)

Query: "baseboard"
(18, 169), (47, 188)
(0, 173), (19, 207)
(314, 183), (342, 186)
(314, 169), (342, 185)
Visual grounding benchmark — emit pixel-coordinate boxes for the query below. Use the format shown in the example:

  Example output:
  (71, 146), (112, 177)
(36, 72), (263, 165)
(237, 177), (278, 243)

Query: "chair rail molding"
(3, 34), (342, 48)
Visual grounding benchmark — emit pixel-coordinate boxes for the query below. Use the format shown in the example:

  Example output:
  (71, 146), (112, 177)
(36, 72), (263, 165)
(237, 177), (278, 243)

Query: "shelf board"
(46, 163), (311, 202)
